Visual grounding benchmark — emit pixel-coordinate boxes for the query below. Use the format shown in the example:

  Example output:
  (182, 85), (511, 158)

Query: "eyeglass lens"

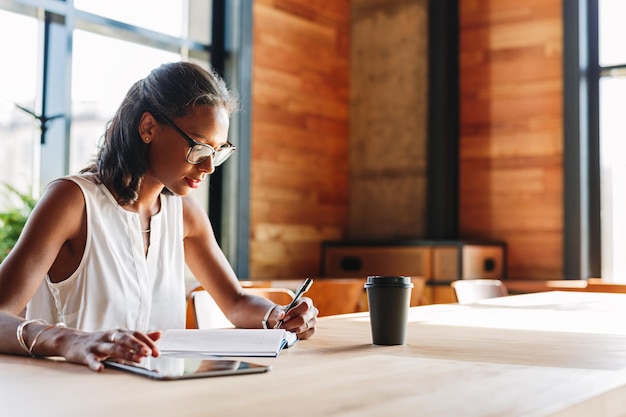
(188, 144), (235, 165)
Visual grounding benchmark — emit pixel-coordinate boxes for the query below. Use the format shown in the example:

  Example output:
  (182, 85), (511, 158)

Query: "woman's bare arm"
(181, 196), (318, 337)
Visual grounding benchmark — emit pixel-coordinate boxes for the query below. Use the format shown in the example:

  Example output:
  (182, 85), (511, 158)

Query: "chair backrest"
(246, 287), (296, 305)
(451, 279), (508, 304)
(190, 290), (233, 329)
(305, 278), (367, 317)
(186, 285), (296, 329)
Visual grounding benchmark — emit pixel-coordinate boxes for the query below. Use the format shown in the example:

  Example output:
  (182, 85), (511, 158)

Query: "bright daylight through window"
(599, 0), (626, 281)
(70, 31), (179, 173)
(0, 10), (39, 209)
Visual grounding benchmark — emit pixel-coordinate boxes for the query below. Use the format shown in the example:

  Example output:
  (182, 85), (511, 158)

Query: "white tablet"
(104, 355), (271, 380)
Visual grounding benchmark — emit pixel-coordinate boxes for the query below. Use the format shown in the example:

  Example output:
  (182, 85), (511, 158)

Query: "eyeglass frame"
(157, 114), (236, 166)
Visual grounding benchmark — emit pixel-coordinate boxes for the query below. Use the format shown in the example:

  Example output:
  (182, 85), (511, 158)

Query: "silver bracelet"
(16, 319), (48, 356)
(28, 322), (66, 357)
(262, 305), (277, 329)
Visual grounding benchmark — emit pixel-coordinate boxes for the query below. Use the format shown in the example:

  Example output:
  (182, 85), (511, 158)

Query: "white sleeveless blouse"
(26, 175), (186, 332)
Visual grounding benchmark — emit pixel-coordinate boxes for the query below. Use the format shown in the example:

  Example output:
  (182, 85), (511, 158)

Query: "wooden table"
(4, 291), (626, 416)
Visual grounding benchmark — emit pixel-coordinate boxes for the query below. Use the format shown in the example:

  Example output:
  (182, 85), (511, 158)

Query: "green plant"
(0, 184), (37, 263)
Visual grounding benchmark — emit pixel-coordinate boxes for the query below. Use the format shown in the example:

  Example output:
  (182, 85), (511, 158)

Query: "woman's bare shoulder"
(27, 177), (89, 236)
(42, 177), (87, 206)
(181, 196), (212, 238)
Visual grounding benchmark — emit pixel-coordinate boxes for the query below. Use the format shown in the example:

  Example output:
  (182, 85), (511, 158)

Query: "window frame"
(563, 0), (601, 280)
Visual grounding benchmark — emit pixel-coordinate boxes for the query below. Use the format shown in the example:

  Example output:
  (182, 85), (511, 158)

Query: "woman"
(0, 62), (318, 371)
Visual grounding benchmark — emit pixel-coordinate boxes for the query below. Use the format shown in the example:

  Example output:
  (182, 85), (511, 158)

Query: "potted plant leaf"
(0, 184), (37, 263)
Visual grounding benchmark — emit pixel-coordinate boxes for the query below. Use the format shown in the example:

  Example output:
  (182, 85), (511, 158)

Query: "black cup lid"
(364, 276), (413, 288)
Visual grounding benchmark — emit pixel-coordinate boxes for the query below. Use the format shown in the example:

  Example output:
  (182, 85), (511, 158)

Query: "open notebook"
(158, 328), (298, 357)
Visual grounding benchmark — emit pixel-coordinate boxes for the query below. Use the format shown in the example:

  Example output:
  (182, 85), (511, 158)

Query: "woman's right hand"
(42, 327), (162, 372)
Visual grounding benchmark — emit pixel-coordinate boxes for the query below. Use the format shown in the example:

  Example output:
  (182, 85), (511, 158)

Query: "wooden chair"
(232, 278), (369, 317)
(305, 278), (367, 317)
(187, 289), (232, 329)
(408, 277), (427, 306)
(451, 279), (508, 304)
(240, 280), (273, 289)
(247, 287), (296, 304)
(186, 284), (295, 329)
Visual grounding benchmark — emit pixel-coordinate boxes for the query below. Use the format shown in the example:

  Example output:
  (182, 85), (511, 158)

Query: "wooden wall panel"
(251, 0), (563, 280)
(250, 0), (350, 278)
(459, 0), (564, 279)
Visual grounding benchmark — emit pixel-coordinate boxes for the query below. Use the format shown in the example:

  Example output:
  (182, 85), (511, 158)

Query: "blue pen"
(274, 278), (313, 329)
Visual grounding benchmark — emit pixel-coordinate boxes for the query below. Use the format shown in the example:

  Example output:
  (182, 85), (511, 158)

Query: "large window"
(567, 0), (626, 282)
(598, 0), (626, 281)
(73, 0), (190, 39)
(70, 31), (180, 172)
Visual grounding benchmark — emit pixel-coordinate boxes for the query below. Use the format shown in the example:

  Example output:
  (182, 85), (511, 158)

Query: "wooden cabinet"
(322, 244), (432, 279)
(321, 240), (506, 304)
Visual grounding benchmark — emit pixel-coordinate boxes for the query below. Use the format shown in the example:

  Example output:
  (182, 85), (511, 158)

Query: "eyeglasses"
(159, 115), (235, 166)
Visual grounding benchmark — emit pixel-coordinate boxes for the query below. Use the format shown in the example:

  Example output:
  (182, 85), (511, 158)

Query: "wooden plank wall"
(459, 0), (564, 279)
(250, 0), (350, 278)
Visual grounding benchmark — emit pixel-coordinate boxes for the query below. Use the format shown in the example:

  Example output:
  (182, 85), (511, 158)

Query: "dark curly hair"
(81, 61), (238, 205)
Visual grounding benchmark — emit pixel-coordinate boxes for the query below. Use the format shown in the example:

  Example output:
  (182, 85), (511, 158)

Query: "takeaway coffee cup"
(364, 276), (413, 345)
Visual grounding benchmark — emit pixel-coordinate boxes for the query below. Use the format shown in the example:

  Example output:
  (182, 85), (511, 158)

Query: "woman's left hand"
(275, 297), (318, 339)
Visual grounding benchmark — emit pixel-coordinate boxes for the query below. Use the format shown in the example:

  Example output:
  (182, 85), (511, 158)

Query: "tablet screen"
(104, 356), (271, 380)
